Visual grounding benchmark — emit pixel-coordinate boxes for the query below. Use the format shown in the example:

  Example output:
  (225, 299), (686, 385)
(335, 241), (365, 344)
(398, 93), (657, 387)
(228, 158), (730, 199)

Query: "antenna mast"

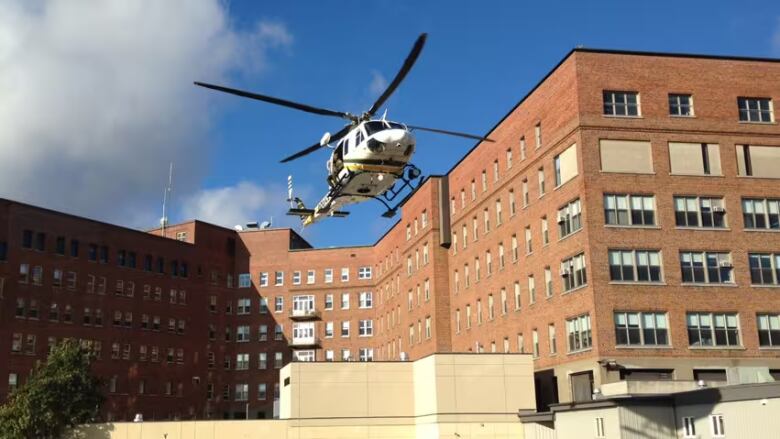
(161, 162), (174, 237)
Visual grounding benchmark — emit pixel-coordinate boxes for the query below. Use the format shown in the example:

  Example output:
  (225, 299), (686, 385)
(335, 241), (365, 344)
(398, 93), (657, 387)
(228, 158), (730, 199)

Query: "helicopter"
(194, 33), (492, 227)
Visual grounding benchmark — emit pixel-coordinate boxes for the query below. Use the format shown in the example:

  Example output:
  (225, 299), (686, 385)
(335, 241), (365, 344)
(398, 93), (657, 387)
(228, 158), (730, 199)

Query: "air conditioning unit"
(400, 352), (409, 361)
(557, 213), (566, 224)
(560, 269), (570, 277)
(712, 206), (726, 214)
(719, 261), (733, 268)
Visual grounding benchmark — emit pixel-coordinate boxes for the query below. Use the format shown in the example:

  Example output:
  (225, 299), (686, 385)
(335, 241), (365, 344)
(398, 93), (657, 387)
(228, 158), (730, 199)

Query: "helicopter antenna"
(161, 162), (174, 237)
(287, 175), (294, 209)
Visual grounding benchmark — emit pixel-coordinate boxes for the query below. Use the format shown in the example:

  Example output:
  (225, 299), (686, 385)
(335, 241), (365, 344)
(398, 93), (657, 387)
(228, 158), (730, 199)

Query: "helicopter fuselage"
(302, 120), (416, 224)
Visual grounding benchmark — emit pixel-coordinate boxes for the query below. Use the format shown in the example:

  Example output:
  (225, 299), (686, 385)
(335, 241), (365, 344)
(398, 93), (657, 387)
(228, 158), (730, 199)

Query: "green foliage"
(0, 339), (104, 439)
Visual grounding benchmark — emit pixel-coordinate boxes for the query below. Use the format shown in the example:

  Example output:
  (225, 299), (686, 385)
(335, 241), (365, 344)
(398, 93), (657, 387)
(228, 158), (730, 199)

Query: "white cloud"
(180, 180), (311, 230)
(772, 16), (780, 56)
(0, 0), (291, 228)
(368, 70), (388, 96)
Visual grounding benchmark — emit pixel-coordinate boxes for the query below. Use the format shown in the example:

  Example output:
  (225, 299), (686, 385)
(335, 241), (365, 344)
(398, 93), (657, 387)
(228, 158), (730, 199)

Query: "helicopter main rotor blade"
(366, 33), (427, 117)
(194, 81), (354, 121)
(407, 125), (495, 142)
(279, 125), (353, 163)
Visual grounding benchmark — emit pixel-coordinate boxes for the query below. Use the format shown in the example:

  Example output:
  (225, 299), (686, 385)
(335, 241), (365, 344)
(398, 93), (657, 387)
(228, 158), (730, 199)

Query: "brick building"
(1, 48), (780, 420)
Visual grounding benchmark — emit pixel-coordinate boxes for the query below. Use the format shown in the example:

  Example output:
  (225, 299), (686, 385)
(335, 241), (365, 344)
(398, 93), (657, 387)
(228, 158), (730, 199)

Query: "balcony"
(289, 309), (322, 321)
(289, 337), (321, 349)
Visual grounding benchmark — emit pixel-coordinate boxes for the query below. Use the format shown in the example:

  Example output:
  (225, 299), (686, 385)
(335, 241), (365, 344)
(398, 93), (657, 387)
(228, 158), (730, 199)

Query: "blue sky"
(197, 1), (780, 247)
(1, 1), (777, 248)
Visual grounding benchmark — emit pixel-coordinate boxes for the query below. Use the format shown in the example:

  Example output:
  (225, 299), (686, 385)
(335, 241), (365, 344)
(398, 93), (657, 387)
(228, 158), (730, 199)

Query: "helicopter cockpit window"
(355, 130), (364, 146)
(364, 121), (405, 136)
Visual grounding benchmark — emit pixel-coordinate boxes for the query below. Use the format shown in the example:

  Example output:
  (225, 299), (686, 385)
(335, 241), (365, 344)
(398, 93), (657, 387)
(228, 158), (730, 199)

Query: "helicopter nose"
(374, 128), (408, 145)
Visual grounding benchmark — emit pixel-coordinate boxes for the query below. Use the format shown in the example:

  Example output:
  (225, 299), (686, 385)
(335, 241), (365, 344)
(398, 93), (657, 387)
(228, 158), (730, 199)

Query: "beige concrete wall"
(554, 406), (621, 439)
(618, 405), (675, 439)
(675, 396), (780, 439)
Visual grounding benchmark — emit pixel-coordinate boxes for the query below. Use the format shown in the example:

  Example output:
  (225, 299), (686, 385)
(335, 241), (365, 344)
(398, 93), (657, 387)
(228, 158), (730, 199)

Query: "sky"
(0, 1), (778, 247)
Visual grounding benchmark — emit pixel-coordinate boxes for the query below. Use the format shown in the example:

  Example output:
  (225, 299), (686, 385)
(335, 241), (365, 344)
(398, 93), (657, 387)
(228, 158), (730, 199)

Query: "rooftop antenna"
(161, 162), (174, 237)
(287, 175), (294, 209)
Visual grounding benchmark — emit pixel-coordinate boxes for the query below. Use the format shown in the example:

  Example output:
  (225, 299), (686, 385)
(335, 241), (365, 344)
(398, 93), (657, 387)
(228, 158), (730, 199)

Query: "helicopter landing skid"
(342, 164), (424, 218)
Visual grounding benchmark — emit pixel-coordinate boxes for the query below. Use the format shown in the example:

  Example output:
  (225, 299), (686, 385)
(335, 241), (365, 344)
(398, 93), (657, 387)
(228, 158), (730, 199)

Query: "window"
(680, 251), (733, 284)
(532, 329), (539, 358)
(483, 208), (490, 233)
(495, 199), (503, 225)
(710, 414), (725, 438)
(669, 93), (693, 116)
(742, 198), (780, 230)
(757, 313), (780, 347)
(274, 324), (283, 341)
(325, 321), (334, 338)
(534, 123), (541, 148)
(236, 326), (250, 342)
(236, 353), (249, 370)
(358, 266), (371, 279)
(537, 168), (545, 196)
(687, 312), (740, 347)
(614, 312), (669, 346)
(359, 320), (373, 337)
(567, 314), (592, 352)
(525, 227), (532, 254)
(21, 230), (33, 249)
(528, 276), (535, 304)
(238, 273), (251, 288)
(509, 190), (516, 216)
(341, 267), (349, 282)
(488, 294), (494, 320)
(608, 250), (662, 282)
(237, 298), (251, 315)
(541, 218), (549, 245)
(682, 416), (696, 438)
(274, 352), (283, 369)
(737, 144), (780, 178)
(738, 97), (773, 123)
(749, 249), (779, 282)
(520, 136), (526, 159)
(341, 292), (350, 310)
(675, 196), (726, 228)
(548, 324), (557, 355)
(274, 271), (284, 286)
(511, 235), (518, 262)
(506, 148), (513, 168)
(0, 241), (7, 262)
(603, 90), (640, 116)
(558, 199), (582, 238)
(599, 139), (653, 174)
(481, 169), (487, 192)
(522, 179), (529, 207)
(604, 194), (655, 226)
(425, 317), (432, 339)
(359, 291), (373, 308)
(235, 383), (249, 401)
(514, 282), (521, 310)
(341, 321), (350, 337)
(320, 268), (332, 284)
(669, 142), (722, 176)
(324, 294), (334, 310)
(259, 272), (268, 287)
(274, 296), (284, 313)
(544, 268), (552, 297)
(561, 253), (587, 291)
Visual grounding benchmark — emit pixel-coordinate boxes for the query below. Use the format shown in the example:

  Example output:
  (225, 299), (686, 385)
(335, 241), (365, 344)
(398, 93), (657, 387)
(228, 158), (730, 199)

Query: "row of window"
(450, 143), (578, 221)
(603, 90), (774, 124)
(609, 249), (780, 285)
(217, 291), (374, 316)
(249, 266), (371, 288)
(20, 230), (190, 277)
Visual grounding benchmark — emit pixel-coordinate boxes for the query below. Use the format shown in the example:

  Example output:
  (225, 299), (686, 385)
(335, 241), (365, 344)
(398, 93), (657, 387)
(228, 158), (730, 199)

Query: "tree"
(0, 339), (104, 439)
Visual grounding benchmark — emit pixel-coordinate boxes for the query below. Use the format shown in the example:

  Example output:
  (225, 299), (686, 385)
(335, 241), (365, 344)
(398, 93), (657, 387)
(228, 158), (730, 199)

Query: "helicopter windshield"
(364, 121), (405, 136)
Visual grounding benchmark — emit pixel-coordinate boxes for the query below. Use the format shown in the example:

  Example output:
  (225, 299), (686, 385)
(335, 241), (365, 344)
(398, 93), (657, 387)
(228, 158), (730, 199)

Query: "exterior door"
(570, 371), (594, 402)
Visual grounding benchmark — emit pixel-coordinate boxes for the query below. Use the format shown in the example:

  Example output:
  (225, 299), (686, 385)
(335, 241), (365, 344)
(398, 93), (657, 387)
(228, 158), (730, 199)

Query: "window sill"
(688, 346), (745, 351)
(675, 226), (730, 231)
(750, 284), (780, 288)
(609, 281), (667, 286)
(615, 345), (673, 350)
(738, 121), (777, 125)
(744, 228), (780, 233)
(759, 346), (780, 351)
(567, 348), (593, 356)
(557, 228), (583, 243)
(604, 224), (661, 230)
(736, 175), (780, 180)
(681, 283), (738, 288)
(561, 284), (588, 295)
(599, 170), (656, 175)
(669, 173), (724, 178)
(553, 176), (577, 192)
(602, 115), (643, 119)
(669, 114), (695, 119)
